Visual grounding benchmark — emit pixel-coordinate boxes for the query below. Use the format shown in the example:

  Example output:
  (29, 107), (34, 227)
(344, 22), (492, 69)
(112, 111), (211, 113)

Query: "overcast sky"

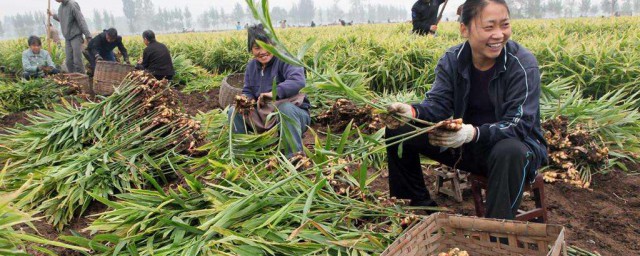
(0, 0), (465, 20)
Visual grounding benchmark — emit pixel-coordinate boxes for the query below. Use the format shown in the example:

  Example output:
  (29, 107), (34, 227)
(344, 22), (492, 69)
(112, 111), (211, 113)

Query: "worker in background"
(22, 36), (59, 79)
(411, 0), (446, 35)
(85, 28), (129, 74)
(48, 0), (92, 74)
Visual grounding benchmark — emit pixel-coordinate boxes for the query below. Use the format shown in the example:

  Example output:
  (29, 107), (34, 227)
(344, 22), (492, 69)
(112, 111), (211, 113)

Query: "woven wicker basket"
(63, 73), (91, 94)
(218, 73), (245, 108)
(93, 61), (134, 96)
(382, 213), (566, 256)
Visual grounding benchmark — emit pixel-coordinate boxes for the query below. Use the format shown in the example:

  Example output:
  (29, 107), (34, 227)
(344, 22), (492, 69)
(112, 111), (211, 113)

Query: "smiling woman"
(385, 0), (548, 220)
(459, 0), (512, 70)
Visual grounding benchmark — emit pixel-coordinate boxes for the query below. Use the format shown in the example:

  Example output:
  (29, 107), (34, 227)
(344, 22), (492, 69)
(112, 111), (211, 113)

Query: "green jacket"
(22, 49), (55, 76)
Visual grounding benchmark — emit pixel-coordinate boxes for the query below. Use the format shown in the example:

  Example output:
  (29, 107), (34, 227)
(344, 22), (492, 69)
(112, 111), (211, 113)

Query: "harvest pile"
(542, 116), (609, 188)
(436, 248), (469, 256)
(0, 71), (203, 230)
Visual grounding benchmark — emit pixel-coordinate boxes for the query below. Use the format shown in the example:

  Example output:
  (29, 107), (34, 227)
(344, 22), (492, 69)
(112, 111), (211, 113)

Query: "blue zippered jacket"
(242, 56), (310, 110)
(412, 40), (548, 170)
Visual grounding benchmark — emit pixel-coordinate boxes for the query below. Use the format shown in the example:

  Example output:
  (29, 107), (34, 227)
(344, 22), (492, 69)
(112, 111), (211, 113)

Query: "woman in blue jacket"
(386, 0), (547, 220)
(228, 24), (311, 157)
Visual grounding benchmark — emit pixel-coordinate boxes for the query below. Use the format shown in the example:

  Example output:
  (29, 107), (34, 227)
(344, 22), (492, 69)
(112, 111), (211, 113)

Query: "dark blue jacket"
(243, 57), (310, 110)
(412, 41), (548, 170)
(87, 30), (128, 61)
(411, 0), (445, 34)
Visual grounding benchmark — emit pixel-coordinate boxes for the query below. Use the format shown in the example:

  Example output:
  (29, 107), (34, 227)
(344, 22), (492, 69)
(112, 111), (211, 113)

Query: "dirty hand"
(386, 102), (414, 118)
(430, 25), (438, 32)
(384, 102), (415, 129)
(39, 66), (52, 73)
(48, 10), (54, 16)
(429, 124), (476, 148)
(257, 92), (273, 107)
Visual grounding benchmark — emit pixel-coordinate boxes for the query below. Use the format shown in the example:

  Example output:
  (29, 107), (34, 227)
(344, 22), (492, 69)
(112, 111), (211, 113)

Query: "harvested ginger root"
(436, 248), (469, 256)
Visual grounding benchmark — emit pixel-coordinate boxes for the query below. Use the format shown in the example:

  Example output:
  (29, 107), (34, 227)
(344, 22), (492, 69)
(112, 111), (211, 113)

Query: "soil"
(0, 111), (32, 133)
(22, 202), (108, 256)
(173, 88), (221, 117)
(367, 167), (640, 255)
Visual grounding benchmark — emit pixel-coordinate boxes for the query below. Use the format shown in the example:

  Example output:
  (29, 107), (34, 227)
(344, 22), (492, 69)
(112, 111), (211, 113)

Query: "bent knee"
(277, 102), (298, 114)
(489, 138), (530, 160)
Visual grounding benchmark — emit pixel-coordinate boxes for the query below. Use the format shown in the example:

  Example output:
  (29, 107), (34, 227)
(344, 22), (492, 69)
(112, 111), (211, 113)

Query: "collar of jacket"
(254, 56), (277, 71)
(455, 41), (508, 80)
(61, 0), (70, 5)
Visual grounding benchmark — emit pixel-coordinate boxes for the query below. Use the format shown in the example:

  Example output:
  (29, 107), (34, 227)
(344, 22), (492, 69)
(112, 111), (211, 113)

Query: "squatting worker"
(386, 0), (547, 219)
(86, 28), (129, 73)
(412, 0), (446, 35)
(22, 36), (59, 79)
(48, 0), (92, 74)
(135, 30), (175, 80)
(227, 24), (311, 157)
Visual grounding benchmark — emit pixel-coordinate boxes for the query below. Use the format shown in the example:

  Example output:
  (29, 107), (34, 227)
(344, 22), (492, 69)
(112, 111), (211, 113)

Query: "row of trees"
(197, 0), (408, 30)
(122, 0), (193, 33)
(512, 0), (640, 18)
(1, 10), (117, 38)
(3, 0), (640, 39)
(2, 12), (47, 37)
(92, 10), (117, 32)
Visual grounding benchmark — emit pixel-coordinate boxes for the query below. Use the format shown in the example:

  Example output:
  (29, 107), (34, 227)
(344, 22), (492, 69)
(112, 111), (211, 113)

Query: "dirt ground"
(2, 91), (638, 255)
(0, 111), (32, 132)
(367, 166), (640, 256)
(174, 87), (220, 117)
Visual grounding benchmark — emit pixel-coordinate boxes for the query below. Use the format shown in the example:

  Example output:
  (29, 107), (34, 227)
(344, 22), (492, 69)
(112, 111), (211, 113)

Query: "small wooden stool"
(470, 173), (548, 223)
(435, 166), (469, 202)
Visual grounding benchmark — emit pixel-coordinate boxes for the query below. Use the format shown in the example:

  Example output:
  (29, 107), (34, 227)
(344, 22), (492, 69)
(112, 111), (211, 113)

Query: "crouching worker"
(227, 24), (311, 157)
(384, 0), (547, 220)
(135, 30), (175, 80)
(85, 28), (129, 75)
(22, 36), (59, 80)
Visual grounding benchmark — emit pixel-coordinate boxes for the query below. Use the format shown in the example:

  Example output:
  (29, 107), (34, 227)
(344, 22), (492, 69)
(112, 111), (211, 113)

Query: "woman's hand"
(429, 124), (476, 148)
(257, 92), (273, 107)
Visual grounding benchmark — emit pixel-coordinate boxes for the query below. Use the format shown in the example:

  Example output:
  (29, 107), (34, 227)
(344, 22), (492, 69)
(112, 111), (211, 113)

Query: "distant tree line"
(121, 0), (194, 33)
(511, 0), (640, 18)
(3, 0), (640, 39)
(2, 12), (47, 38)
(197, 0), (408, 30)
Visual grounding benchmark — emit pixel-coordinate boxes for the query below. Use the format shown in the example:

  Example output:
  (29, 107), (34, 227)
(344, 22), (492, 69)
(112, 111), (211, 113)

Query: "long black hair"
(247, 24), (272, 52)
(459, 0), (510, 27)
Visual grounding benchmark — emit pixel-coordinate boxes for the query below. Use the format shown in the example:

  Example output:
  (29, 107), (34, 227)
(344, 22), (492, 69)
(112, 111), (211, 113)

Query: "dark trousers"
(153, 75), (173, 81)
(386, 125), (535, 219)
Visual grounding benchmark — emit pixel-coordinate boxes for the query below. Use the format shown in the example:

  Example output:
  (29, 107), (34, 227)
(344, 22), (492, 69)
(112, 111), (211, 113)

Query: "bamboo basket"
(382, 213), (566, 256)
(93, 61), (134, 96)
(219, 73), (244, 108)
